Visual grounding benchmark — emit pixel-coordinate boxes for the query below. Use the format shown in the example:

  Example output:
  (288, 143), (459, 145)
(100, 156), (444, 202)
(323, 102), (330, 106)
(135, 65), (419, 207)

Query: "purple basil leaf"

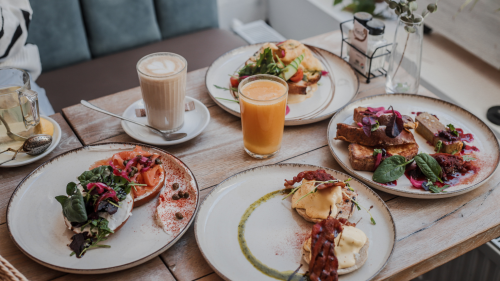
(362, 117), (372, 137)
(385, 106), (404, 138)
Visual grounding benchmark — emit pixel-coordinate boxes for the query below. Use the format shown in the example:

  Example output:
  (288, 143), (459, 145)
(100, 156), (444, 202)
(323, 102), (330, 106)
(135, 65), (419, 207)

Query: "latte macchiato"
(137, 53), (187, 132)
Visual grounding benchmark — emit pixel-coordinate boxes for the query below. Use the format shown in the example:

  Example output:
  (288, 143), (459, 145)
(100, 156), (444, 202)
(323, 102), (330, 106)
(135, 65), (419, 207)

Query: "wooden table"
(1, 30), (499, 281)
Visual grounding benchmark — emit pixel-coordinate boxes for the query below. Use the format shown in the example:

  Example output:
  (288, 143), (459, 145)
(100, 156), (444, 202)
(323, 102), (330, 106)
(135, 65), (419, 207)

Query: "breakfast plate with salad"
(328, 94), (500, 199)
(205, 40), (359, 125)
(7, 143), (199, 273)
(195, 164), (395, 281)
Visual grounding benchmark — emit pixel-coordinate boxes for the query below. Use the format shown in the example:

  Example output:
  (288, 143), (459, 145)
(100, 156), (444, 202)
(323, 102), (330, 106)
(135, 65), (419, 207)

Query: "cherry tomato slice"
(230, 76), (239, 88)
(289, 68), (304, 82)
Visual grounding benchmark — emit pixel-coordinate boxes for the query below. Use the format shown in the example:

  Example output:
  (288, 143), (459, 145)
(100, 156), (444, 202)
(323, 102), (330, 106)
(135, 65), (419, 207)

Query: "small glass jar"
(346, 12), (373, 55)
(366, 19), (387, 76)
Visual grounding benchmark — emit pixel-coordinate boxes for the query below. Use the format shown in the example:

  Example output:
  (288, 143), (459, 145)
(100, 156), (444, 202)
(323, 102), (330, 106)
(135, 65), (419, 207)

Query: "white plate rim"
(0, 115), (62, 168)
(327, 93), (500, 199)
(194, 163), (396, 281)
(204, 43), (360, 126)
(121, 96), (210, 146)
(6, 142), (200, 274)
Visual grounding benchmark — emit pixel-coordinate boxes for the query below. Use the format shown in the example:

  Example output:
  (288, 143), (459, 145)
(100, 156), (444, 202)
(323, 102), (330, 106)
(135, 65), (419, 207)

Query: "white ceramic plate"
(0, 116), (61, 168)
(205, 43), (359, 126)
(195, 164), (395, 281)
(328, 94), (500, 199)
(7, 143), (199, 274)
(121, 97), (210, 146)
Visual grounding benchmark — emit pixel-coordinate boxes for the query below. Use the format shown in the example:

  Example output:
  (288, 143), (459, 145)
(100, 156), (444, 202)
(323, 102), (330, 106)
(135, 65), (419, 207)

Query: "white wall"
(268, 0), (340, 40)
(217, 0), (268, 30)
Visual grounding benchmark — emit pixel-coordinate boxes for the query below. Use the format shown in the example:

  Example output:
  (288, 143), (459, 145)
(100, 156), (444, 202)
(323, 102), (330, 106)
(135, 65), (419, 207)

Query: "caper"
(178, 191), (184, 197)
(172, 183), (179, 190)
(131, 166), (138, 172)
(155, 158), (162, 165)
(175, 212), (184, 220)
(136, 154), (142, 158)
(183, 192), (189, 199)
(172, 194), (180, 200)
(123, 160), (129, 165)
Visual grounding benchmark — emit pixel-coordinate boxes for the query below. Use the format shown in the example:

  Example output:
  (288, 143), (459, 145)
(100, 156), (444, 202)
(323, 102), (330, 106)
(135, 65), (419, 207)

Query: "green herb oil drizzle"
(238, 189), (306, 281)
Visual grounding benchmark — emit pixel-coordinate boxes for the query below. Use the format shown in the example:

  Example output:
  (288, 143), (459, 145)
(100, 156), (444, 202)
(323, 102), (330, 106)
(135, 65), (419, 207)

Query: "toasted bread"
(133, 166), (165, 207)
(348, 143), (419, 171)
(415, 112), (463, 153)
(302, 237), (370, 275)
(288, 83), (318, 104)
(353, 107), (416, 129)
(335, 123), (416, 146)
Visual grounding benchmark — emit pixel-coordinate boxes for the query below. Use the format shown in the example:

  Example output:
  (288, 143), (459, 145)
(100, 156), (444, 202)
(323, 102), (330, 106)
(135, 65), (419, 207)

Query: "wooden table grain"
(3, 30), (498, 281)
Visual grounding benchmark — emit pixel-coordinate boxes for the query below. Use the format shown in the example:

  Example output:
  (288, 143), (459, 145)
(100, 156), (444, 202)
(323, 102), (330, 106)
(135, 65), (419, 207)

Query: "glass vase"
(385, 15), (424, 94)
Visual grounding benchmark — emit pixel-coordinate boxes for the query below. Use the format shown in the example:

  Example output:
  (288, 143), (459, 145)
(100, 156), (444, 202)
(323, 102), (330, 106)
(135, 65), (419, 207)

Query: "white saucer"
(0, 115), (62, 168)
(121, 97), (210, 146)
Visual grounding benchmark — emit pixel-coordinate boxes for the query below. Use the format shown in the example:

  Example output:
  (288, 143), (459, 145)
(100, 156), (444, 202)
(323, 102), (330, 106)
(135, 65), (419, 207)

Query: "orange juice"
(239, 76), (288, 159)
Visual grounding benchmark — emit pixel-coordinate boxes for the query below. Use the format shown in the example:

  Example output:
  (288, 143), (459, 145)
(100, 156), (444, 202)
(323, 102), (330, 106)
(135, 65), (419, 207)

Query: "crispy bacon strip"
(309, 217), (343, 281)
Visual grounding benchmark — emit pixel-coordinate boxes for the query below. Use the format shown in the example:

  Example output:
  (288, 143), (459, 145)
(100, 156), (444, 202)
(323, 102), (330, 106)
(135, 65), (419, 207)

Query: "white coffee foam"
(140, 55), (184, 76)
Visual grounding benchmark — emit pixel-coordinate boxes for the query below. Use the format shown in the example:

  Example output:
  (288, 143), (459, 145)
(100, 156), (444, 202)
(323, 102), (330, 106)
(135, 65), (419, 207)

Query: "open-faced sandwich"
(55, 165), (135, 258)
(335, 106), (419, 173)
(90, 146), (165, 207)
(302, 217), (369, 277)
(219, 40), (327, 105)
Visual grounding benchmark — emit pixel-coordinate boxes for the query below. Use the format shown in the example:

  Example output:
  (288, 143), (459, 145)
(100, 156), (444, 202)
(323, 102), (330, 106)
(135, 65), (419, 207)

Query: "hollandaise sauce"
(238, 189), (306, 281)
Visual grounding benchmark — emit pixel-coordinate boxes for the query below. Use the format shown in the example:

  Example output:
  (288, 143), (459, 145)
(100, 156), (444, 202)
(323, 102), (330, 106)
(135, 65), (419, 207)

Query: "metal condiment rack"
(340, 20), (393, 83)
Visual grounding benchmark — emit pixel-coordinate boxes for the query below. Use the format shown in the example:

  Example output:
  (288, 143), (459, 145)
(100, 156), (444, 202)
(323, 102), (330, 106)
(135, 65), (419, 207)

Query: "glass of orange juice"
(238, 74), (288, 159)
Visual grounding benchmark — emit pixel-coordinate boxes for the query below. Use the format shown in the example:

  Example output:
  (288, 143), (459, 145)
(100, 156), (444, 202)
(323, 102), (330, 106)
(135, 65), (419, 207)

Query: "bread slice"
(288, 83), (318, 104)
(133, 166), (165, 207)
(415, 112), (463, 154)
(335, 123), (416, 146)
(349, 143), (419, 171)
(302, 237), (370, 275)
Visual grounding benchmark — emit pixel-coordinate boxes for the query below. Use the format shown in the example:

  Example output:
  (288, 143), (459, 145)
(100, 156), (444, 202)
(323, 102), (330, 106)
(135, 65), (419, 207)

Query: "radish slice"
(357, 122), (363, 127)
(321, 70), (329, 76)
(285, 105), (290, 116)
(409, 176), (425, 189)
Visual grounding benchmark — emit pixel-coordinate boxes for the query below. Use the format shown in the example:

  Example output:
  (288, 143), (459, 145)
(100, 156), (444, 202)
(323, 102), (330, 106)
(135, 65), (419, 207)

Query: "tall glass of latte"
(239, 74), (288, 159)
(137, 53), (187, 132)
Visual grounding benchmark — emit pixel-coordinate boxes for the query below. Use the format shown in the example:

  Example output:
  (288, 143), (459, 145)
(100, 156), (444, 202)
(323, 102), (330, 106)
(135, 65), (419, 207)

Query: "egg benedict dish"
(302, 217), (369, 277)
(227, 40), (326, 104)
(284, 169), (357, 223)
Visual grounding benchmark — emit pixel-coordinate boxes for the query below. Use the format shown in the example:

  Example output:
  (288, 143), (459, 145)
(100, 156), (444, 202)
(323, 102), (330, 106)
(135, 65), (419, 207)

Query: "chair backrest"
(27, 0), (218, 72)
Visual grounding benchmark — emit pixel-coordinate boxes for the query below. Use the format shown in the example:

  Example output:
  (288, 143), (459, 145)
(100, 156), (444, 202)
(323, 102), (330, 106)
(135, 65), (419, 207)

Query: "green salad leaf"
(462, 155), (476, 161)
(414, 153), (442, 183)
(373, 155), (414, 183)
(55, 182), (87, 223)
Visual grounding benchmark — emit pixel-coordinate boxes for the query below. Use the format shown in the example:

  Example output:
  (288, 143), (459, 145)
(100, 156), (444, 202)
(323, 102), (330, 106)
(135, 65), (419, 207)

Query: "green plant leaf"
(428, 183), (449, 193)
(66, 182), (77, 196)
(409, 1), (418, 11)
(373, 155), (413, 183)
(422, 10), (430, 17)
(414, 153), (442, 183)
(404, 26), (416, 33)
(56, 188), (87, 223)
(334, 0), (343, 6)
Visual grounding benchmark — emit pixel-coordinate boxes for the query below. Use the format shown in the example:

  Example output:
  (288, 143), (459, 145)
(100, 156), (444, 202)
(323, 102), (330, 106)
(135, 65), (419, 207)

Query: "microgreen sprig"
(342, 191), (376, 225)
